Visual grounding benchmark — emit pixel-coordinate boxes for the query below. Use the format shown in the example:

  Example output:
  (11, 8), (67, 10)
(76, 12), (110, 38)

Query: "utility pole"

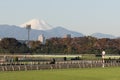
(26, 24), (31, 48)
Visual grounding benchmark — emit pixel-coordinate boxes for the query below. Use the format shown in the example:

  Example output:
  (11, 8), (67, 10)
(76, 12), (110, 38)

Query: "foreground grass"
(0, 67), (120, 80)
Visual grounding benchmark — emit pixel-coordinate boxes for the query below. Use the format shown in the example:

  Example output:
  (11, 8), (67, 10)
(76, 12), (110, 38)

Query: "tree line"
(0, 37), (120, 55)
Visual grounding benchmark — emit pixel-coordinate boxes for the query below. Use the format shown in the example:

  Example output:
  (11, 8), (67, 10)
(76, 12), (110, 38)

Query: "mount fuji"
(0, 19), (84, 40)
(20, 19), (53, 30)
(0, 19), (116, 40)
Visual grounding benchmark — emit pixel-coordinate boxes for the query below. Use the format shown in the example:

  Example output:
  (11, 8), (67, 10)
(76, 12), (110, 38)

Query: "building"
(64, 34), (71, 38)
(38, 34), (45, 44)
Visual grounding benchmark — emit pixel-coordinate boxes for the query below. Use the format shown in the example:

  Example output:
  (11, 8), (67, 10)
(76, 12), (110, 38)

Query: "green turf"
(0, 67), (120, 80)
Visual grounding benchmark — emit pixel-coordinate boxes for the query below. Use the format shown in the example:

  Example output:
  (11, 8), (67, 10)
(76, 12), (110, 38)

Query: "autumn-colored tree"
(0, 37), (120, 54)
(0, 38), (29, 54)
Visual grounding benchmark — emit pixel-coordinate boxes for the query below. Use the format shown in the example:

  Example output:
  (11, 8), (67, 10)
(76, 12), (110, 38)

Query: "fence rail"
(0, 60), (120, 71)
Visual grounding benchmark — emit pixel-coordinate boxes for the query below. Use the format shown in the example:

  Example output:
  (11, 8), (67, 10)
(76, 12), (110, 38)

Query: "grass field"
(0, 67), (120, 80)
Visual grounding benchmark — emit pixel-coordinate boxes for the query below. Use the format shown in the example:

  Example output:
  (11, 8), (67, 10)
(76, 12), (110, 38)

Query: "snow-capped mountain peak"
(20, 19), (53, 30)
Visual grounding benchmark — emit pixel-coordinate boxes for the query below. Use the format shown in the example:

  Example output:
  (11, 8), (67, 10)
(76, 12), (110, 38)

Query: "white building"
(38, 34), (45, 44)
(64, 34), (71, 38)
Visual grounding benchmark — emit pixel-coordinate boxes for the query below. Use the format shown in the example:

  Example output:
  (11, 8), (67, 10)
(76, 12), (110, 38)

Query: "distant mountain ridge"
(91, 33), (116, 39)
(0, 25), (84, 40)
(0, 19), (84, 40)
(47, 26), (83, 38)
(0, 19), (118, 40)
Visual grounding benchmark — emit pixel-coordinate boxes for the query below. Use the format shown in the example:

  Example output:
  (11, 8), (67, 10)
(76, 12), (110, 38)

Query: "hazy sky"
(0, 0), (120, 36)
